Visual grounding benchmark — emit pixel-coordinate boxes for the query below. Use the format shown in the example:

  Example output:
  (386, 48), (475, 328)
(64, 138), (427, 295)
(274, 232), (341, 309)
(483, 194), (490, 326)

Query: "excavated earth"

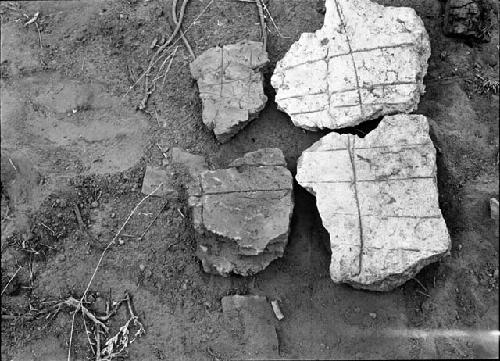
(1, 0), (499, 360)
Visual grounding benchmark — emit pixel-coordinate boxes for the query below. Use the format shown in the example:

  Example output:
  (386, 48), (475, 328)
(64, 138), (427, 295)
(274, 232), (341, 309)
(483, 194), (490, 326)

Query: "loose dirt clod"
(222, 295), (279, 358)
(141, 166), (176, 197)
(444, 0), (493, 42)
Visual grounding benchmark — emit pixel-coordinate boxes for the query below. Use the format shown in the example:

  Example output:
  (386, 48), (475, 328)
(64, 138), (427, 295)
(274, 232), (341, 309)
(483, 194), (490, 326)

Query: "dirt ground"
(1, 0), (499, 360)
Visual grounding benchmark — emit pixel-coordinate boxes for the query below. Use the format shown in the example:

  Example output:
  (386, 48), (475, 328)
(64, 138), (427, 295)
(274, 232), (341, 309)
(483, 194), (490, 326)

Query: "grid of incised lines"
(280, 0), (419, 118)
(316, 136), (439, 275)
(198, 47), (259, 100)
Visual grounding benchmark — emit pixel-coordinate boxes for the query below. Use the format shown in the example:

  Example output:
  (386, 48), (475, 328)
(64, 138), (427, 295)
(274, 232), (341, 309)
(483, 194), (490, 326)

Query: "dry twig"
(125, 0), (214, 94)
(39, 221), (55, 235)
(255, 0), (266, 50)
(260, 0), (289, 39)
(99, 293), (145, 360)
(1, 266), (22, 295)
(172, 0), (195, 60)
(74, 205), (86, 230)
(139, 201), (168, 240)
(416, 289), (430, 298)
(137, 0), (192, 110)
(44, 292), (143, 361)
(66, 183), (163, 361)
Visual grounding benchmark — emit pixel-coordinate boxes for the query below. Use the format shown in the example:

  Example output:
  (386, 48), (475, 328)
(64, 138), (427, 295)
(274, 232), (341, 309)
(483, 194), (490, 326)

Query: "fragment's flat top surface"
(271, 0), (430, 129)
(195, 148), (293, 254)
(201, 166), (292, 194)
(222, 295), (268, 314)
(229, 148), (287, 167)
(221, 295), (278, 357)
(202, 190), (293, 253)
(296, 114), (450, 286)
(190, 40), (268, 110)
(190, 41), (269, 140)
(141, 166), (175, 196)
(190, 40), (268, 78)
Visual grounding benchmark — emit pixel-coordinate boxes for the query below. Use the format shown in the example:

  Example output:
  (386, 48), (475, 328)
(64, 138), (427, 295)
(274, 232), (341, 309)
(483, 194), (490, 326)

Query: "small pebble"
(110, 212), (116, 218)
(55, 254), (66, 263)
(139, 264), (145, 272)
(369, 312), (377, 319)
(486, 55), (498, 67)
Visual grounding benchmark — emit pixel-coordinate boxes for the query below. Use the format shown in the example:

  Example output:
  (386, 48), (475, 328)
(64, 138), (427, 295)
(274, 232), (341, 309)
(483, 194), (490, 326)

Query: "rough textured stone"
(444, 0), (492, 42)
(271, 0), (430, 130)
(188, 149), (294, 276)
(170, 148), (209, 195)
(221, 295), (278, 358)
(141, 166), (176, 197)
(296, 114), (451, 291)
(170, 148), (208, 175)
(190, 41), (269, 143)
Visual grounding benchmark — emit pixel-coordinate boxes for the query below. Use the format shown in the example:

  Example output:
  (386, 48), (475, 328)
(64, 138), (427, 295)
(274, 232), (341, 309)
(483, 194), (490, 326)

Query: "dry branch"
(125, 0), (214, 94)
(1, 266), (22, 295)
(172, 0), (195, 60)
(256, 0), (267, 50)
(66, 183), (163, 361)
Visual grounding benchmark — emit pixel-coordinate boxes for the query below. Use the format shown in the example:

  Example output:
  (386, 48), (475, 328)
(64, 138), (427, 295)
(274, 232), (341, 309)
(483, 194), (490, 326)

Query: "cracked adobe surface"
(296, 114), (451, 291)
(188, 148), (294, 276)
(190, 40), (268, 143)
(271, 0), (431, 130)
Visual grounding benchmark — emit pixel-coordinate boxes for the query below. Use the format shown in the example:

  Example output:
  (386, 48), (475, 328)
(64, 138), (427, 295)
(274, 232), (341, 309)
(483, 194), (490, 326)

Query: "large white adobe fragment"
(271, 0), (431, 130)
(296, 114), (451, 291)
